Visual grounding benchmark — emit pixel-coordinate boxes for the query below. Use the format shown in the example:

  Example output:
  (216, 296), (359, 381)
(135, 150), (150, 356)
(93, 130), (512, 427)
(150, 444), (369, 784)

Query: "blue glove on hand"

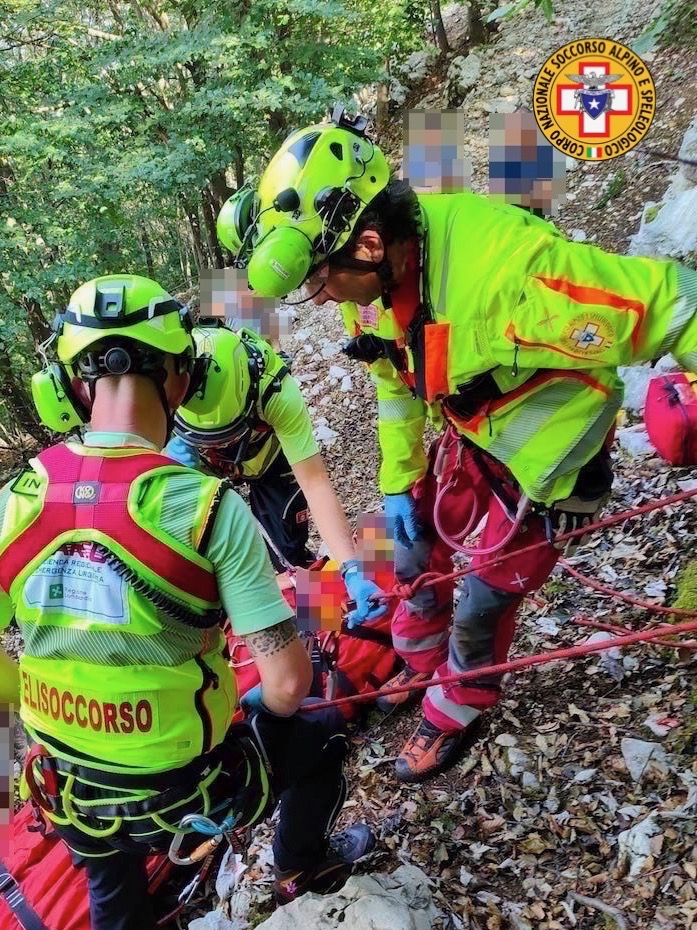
(384, 491), (423, 549)
(163, 435), (200, 469)
(340, 559), (389, 629)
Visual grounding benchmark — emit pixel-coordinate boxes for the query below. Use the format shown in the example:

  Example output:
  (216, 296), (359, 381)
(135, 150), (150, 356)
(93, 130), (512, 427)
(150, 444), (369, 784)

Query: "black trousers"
(55, 706), (347, 930)
(247, 450), (315, 569)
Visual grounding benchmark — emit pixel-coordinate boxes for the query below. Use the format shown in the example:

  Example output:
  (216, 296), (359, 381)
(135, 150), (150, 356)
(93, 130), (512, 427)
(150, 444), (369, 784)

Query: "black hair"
(346, 178), (420, 250)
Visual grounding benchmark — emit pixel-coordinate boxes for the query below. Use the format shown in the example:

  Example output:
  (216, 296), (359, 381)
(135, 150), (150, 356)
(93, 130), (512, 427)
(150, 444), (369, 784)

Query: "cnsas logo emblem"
(533, 39), (655, 161)
(73, 481), (100, 504)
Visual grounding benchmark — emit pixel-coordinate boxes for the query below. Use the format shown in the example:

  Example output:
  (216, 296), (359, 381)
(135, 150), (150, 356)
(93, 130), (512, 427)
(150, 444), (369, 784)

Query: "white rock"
(328, 365), (348, 379)
(573, 768), (598, 783)
(390, 78), (409, 107)
(678, 115), (697, 183)
(447, 53), (481, 95)
(621, 737), (667, 782)
(314, 424), (339, 446)
(482, 97), (519, 113)
(569, 228), (587, 241)
(495, 733), (518, 747)
(617, 817), (662, 878)
(617, 425), (655, 457)
(188, 910), (245, 930)
(340, 376), (353, 392)
(295, 372), (317, 383)
(618, 364), (655, 412)
(629, 188), (697, 259)
(320, 341), (343, 359)
(654, 353), (681, 372)
(255, 865), (442, 929)
(521, 771), (540, 789)
(396, 50), (435, 86)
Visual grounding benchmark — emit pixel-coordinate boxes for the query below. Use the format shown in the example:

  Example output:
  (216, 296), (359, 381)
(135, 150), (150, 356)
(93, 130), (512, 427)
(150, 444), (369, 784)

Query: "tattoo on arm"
(244, 619), (296, 658)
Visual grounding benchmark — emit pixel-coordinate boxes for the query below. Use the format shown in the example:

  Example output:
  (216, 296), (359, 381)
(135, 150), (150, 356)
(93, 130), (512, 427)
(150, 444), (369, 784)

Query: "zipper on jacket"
(511, 339), (520, 377)
(194, 655), (219, 754)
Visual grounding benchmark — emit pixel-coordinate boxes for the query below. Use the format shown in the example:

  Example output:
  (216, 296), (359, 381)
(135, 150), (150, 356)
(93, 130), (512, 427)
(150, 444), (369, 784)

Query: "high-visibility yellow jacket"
(340, 192), (697, 503)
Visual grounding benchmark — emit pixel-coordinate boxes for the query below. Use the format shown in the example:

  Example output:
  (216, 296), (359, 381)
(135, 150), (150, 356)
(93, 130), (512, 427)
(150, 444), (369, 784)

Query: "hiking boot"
(329, 824), (376, 862)
(273, 857), (353, 905)
(395, 716), (465, 783)
(274, 825), (374, 904)
(375, 665), (430, 713)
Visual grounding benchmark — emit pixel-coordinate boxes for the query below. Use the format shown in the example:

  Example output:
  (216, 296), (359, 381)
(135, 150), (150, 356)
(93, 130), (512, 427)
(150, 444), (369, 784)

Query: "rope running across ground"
(303, 484), (697, 711)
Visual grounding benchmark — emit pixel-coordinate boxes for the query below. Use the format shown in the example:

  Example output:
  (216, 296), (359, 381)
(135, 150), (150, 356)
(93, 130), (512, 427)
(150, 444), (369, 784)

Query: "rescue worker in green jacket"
(0, 273), (372, 930)
(165, 319), (388, 627)
(225, 105), (697, 782)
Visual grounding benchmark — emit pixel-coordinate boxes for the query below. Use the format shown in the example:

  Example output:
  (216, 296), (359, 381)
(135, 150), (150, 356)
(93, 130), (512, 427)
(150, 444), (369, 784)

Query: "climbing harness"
(432, 427), (530, 557)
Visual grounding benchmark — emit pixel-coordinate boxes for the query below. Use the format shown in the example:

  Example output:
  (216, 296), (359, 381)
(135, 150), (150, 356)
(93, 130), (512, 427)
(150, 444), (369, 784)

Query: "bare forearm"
(292, 454), (355, 564)
(243, 620), (312, 715)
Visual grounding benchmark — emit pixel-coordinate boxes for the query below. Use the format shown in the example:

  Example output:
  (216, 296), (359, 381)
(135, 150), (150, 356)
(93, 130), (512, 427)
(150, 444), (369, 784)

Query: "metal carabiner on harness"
(168, 811), (242, 866)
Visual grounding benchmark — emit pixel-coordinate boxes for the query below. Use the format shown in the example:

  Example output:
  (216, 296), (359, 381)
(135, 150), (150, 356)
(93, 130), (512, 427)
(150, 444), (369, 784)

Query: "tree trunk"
(430, 0), (450, 54)
(376, 59), (391, 139)
(201, 192), (224, 268)
(179, 197), (206, 271)
(208, 170), (233, 211)
(234, 146), (245, 190)
(468, 0), (487, 46)
(140, 228), (155, 278)
(22, 298), (52, 347)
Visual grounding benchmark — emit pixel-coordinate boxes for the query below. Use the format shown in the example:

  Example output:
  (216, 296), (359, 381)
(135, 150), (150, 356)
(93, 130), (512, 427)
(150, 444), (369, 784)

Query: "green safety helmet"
(172, 322), (257, 449)
(241, 106), (390, 298)
(56, 274), (194, 365)
(32, 274), (196, 433)
(217, 187), (259, 255)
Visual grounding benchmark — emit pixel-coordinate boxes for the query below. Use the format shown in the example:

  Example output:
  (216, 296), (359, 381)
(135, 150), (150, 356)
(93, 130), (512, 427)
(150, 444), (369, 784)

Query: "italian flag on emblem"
(586, 146), (602, 159)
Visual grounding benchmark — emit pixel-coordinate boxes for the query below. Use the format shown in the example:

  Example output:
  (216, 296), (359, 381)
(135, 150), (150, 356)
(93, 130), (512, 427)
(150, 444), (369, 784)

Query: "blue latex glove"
(239, 683), (267, 717)
(340, 559), (389, 629)
(163, 435), (201, 469)
(384, 491), (423, 549)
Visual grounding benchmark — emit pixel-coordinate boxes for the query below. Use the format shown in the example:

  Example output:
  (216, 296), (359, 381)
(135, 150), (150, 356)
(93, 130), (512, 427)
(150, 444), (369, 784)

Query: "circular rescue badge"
(560, 314), (616, 357)
(533, 38), (655, 161)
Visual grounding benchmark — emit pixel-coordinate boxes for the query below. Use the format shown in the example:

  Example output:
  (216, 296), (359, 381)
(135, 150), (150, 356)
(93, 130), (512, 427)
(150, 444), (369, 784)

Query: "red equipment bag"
(645, 372), (697, 465)
(0, 804), (173, 930)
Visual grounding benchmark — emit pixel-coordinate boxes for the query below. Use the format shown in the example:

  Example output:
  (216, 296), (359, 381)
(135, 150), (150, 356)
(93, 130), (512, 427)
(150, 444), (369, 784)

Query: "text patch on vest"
(21, 670), (158, 736)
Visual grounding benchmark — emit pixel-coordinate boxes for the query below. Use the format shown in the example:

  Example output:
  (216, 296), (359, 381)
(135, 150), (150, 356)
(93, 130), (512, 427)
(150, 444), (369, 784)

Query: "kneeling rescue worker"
(226, 104), (697, 783)
(166, 318), (387, 628)
(0, 274), (372, 930)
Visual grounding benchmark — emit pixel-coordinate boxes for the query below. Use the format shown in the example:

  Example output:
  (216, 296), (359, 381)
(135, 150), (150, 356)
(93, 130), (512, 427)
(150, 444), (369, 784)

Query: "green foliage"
(593, 169), (627, 211)
(672, 562), (697, 611)
(0, 0), (425, 438)
(633, 0), (697, 53)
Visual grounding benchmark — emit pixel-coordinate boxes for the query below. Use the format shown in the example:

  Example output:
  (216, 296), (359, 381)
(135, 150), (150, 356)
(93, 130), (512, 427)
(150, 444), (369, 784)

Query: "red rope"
(560, 559), (697, 616)
(303, 618), (697, 711)
(572, 615), (697, 650)
(392, 485), (697, 600)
